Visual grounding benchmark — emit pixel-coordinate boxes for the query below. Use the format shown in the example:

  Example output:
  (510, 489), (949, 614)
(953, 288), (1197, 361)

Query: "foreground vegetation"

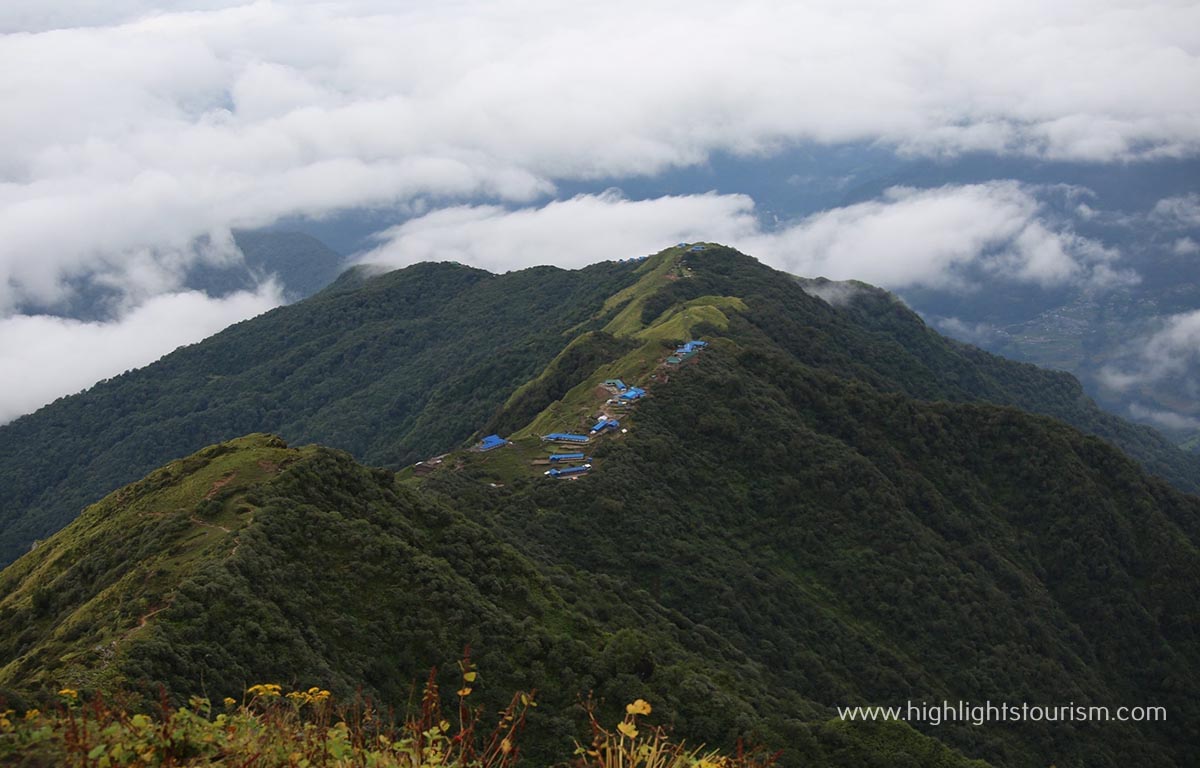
(1, 678), (780, 768)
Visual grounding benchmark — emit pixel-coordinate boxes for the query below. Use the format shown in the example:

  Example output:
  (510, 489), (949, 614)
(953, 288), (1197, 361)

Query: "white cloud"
(745, 183), (1130, 291)
(1128, 403), (1200, 432)
(1153, 194), (1200, 228)
(0, 283), (283, 424)
(362, 183), (1131, 292)
(928, 316), (1004, 346)
(797, 280), (869, 307)
(1099, 309), (1200, 392)
(359, 190), (760, 272)
(1, 0), (1197, 313)
(1173, 237), (1200, 256)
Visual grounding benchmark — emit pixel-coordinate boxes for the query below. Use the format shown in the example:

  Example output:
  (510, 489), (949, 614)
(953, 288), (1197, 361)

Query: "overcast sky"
(1, 0), (1199, 422)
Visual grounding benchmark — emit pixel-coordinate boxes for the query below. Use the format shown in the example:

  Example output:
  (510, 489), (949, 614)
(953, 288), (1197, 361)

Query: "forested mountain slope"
(426, 344), (1200, 767)
(0, 260), (642, 565)
(1, 245), (1197, 570)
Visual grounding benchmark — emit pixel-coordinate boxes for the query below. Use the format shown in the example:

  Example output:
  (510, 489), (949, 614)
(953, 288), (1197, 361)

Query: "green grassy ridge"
(0, 435), (304, 690)
(599, 247), (689, 338)
(511, 293), (743, 443)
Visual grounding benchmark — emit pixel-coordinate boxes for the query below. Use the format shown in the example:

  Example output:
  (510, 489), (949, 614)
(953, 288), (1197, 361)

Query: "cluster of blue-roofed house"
(539, 337), (712, 479)
(541, 389), (643, 478)
(666, 339), (708, 366)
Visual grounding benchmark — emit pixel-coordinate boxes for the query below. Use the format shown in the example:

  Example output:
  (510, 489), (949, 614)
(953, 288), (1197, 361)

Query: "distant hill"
(190, 230), (347, 301)
(13, 230), (345, 322)
(2, 246), (1199, 568)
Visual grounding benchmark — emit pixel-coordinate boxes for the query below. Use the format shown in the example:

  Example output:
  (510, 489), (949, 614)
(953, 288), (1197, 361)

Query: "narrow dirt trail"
(189, 515), (232, 533)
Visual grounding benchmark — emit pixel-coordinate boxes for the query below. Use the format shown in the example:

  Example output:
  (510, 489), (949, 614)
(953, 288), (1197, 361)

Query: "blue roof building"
(674, 339), (709, 357)
(543, 433), (591, 443)
(618, 387), (646, 401)
(548, 452), (588, 463)
(478, 434), (508, 451)
(589, 417), (620, 433)
(546, 464), (592, 478)
(689, 244), (706, 252)
(604, 379), (627, 391)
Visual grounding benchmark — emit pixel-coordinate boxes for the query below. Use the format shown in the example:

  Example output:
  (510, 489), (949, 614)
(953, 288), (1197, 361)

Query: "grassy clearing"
(516, 295), (742, 441)
(601, 249), (690, 338)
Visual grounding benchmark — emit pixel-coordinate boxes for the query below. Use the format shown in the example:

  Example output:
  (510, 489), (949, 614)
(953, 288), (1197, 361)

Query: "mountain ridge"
(3, 244), (1199, 570)
(3, 244), (1199, 766)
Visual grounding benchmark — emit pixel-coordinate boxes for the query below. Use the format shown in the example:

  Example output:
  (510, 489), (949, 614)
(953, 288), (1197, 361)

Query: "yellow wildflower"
(617, 721), (638, 739)
(625, 699), (652, 716)
(462, 671), (477, 683)
(222, 697), (237, 708)
(24, 709), (40, 721)
(247, 683), (282, 698)
(457, 687), (472, 697)
(58, 688), (78, 702)
(501, 737), (513, 754)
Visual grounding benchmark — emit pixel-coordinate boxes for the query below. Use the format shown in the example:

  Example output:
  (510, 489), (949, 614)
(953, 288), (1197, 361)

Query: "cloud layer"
(363, 183), (1127, 292)
(3, 0), (1199, 312)
(0, 283), (282, 424)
